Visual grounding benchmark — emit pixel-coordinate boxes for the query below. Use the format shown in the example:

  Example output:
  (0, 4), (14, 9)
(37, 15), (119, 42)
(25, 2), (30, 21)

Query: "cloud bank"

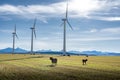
(0, 0), (120, 22)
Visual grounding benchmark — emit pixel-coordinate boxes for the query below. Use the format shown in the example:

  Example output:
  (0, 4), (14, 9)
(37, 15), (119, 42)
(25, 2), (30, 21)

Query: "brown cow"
(49, 57), (57, 65)
(82, 59), (88, 65)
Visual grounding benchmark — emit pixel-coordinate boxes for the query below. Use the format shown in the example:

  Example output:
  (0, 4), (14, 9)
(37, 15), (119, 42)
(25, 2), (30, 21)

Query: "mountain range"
(0, 47), (120, 56)
(0, 47), (28, 53)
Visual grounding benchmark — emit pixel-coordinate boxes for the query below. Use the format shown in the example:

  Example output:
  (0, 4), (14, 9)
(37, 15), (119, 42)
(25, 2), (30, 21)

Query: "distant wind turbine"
(61, 2), (73, 56)
(12, 24), (18, 54)
(30, 18), (37, 55)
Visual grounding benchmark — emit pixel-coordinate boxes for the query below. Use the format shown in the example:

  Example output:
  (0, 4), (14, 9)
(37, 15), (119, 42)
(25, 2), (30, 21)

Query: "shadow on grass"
(0, 56), (44, 62)
(47, 64), (57, 67)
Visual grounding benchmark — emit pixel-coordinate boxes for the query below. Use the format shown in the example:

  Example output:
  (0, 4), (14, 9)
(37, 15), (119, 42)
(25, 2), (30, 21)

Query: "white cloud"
(0, 4), (23, 14)
(86, 29), (98, 33)
(68, 27), (120, 43)
(83, 27), (120, 34)
(70, 37), (120, 42)
(0, 29), (13, 33)
(90, 16), (120, 21)
(0, 42), (12, 49)
(68, 0), (105, 17)
(100, 27), (120, 33)
(0, 0), (120, 21)
(102, 17), (120, 21)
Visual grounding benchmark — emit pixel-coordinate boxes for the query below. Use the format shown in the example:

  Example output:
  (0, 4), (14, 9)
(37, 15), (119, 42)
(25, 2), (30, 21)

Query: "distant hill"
(0, 48), (120, 56)
(0, 47), (12, 53)
(0, 47), (28, 53)
(68, 50), (120, 56)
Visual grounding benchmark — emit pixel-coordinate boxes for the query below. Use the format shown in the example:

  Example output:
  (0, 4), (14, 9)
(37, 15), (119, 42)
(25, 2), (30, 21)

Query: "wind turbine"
(30, 18), (37, 55)
(61, 2), (73, 56)
(12, 24), (18, 54)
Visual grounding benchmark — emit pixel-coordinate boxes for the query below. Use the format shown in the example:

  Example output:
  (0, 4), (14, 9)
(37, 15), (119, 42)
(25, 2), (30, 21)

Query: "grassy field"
(0, 54), (120, 80)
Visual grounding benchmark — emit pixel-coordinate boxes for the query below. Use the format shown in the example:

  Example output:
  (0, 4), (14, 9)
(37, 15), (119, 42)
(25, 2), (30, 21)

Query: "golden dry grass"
(0, 54), (120, 80)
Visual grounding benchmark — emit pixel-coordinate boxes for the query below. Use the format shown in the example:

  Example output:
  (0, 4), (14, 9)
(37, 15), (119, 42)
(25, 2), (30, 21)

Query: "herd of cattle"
(49, 56), (88, 66)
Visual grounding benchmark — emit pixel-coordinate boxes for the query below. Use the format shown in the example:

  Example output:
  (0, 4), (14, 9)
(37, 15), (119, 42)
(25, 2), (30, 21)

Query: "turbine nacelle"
(12, 32), (16, 34)
(62, 18), (67, 21)
(30, 27), (35, 29)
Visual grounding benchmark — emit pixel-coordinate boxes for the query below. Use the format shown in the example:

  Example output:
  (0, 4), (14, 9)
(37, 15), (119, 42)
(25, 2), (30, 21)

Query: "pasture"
(0, 54), (120, 80)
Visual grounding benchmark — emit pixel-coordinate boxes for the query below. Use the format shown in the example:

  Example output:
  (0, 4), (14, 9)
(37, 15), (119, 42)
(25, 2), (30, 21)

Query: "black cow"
(49, 57), (57, 65)
(82, 59), (88, 65)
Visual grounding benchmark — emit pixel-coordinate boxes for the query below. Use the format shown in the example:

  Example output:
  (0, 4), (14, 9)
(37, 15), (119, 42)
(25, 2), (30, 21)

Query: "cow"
(49, 57), (57, 65)
(82, 59), (88, 65)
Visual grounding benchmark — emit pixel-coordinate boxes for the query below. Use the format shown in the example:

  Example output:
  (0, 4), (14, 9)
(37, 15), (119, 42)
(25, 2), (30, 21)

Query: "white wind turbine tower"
(30, 18), (37, 55)
(61, 2), (73, 56)
(12, 24), (18, 54)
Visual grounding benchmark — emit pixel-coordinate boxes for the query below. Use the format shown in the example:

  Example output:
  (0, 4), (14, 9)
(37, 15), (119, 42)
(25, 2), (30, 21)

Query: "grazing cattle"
(62, 54), (71, 56)
(67, 54), (71, 57)
(49, 57), (57, 65)
(82, 59), (88, 65)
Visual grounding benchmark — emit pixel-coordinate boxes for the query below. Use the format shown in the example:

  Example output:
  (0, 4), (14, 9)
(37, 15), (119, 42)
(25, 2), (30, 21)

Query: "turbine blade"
(14, 24), (19, 39)
(33, 18), (37, 28)
(33, 18), (37, 38)
(59, 22), (64, 27)
(67, 20), (73, 30)
(65, 2), (68, 19)
(14, 24), (16, 33)
(15, 34), (19, 39)
(34, 29), (36, 38)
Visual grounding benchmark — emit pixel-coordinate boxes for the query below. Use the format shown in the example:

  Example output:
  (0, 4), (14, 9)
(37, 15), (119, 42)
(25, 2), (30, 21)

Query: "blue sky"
(0, 0), (120, 52)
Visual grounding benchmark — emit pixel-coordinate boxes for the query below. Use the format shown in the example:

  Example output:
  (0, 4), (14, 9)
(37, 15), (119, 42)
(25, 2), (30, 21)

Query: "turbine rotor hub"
(62, 18), (67, 21)
(30, 27), (34, 29)
(12, 32), (15, 34)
